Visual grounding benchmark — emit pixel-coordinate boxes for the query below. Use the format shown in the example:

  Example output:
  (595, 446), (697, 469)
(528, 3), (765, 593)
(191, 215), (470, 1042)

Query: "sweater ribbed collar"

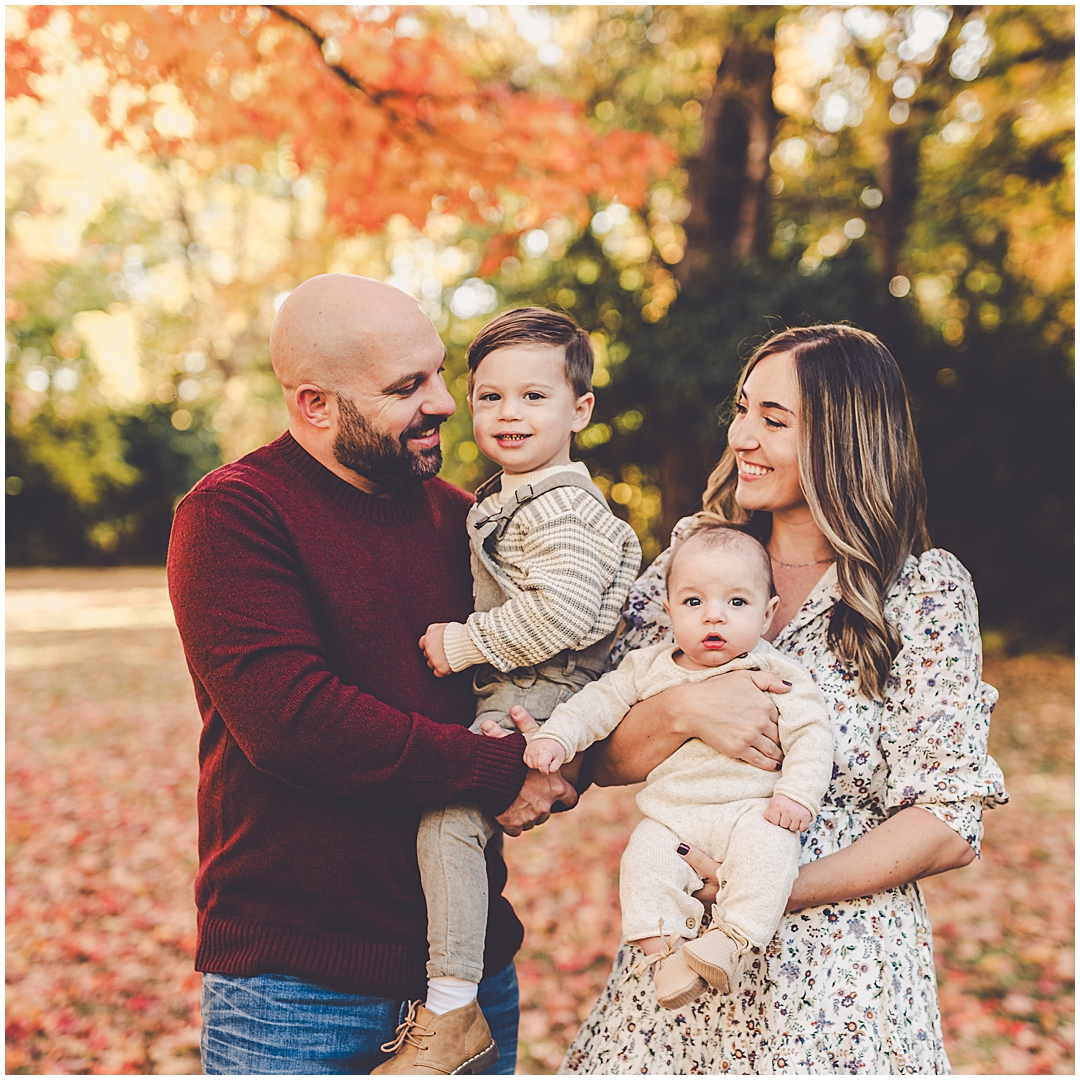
(273, 431), (430, 525)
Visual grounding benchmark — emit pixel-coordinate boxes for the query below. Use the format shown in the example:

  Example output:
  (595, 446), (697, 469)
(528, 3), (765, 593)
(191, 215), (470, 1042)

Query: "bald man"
(167, 275), (577, 1074)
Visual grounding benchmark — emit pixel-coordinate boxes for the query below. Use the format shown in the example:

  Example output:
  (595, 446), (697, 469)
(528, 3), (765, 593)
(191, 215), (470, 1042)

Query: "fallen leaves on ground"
(5, 571), (1073, 1073)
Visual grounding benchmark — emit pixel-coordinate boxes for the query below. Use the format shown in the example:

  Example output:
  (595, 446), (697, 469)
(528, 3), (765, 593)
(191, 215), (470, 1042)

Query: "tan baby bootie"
(371, 999), (498, 1075)
(681, 915), (752, 994)
(631, 922), (706, 1010)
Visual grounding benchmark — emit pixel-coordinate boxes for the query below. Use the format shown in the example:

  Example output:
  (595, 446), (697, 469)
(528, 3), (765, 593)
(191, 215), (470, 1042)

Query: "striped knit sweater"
(443, 463), (642, 674)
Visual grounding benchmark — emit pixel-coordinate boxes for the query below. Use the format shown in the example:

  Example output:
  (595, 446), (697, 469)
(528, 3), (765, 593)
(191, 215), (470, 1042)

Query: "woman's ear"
(295, 384), (332, 429)
(570, 391), (596, 433)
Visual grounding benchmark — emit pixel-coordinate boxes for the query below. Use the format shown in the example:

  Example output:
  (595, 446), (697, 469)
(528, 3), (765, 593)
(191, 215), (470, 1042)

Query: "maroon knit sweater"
(167, 432), (529, 999)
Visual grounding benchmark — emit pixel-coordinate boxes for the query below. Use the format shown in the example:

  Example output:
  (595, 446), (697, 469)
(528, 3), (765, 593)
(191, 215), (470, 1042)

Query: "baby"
(509, 523), (833, 1009)
(374, 308), (640, 1075)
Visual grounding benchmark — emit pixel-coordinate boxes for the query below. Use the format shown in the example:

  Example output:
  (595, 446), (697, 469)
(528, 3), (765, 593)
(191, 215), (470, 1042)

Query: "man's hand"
(496, 768), (578, 836)
(765, 793), (812, 833)
(419, 623), (451, 677)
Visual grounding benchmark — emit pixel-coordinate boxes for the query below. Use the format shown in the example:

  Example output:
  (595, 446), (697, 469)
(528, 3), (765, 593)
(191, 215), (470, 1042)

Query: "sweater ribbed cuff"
(467, 730), (529, 818)
(443, 622), (488, 672)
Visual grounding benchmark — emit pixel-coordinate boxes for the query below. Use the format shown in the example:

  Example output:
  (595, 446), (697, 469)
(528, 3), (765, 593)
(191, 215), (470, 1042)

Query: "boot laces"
(708, 908), (752, 955)
(380, 1001), (436, 1055)
(628, 918), (683, 981)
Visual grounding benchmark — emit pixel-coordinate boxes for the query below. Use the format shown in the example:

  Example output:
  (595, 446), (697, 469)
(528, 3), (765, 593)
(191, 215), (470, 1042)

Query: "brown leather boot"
(371, 999), (499, 1075)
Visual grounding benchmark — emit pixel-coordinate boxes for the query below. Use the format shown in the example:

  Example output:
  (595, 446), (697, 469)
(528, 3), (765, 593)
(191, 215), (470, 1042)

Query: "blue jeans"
(200, 963), (519, 1074)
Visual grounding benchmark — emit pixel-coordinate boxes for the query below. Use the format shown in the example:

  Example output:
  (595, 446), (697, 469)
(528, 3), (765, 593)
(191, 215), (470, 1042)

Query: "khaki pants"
(417, 659), (596, 983)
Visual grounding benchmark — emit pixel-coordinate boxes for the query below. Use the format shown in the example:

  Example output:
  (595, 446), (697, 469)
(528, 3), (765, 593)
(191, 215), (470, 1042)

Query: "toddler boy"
(373, 308), (640, 1074)
(511, 523), (833, 1009)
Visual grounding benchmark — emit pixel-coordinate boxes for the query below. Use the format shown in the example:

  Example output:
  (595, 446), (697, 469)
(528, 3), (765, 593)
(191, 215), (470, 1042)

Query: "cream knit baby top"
(539, 639), (834, 818)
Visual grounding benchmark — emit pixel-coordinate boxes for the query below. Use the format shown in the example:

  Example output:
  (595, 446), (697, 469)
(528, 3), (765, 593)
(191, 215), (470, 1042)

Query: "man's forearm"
(169, 491), (528, 814)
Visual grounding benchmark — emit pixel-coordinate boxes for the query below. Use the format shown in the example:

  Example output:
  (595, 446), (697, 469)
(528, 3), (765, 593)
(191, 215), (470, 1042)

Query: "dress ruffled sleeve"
(608, 516), (701, 667)
(880, 549), (1009, 856)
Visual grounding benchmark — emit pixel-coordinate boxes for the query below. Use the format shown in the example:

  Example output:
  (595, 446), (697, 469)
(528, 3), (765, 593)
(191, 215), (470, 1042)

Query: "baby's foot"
(631, 933), (706, 1010)
(681, 921), (751, 994)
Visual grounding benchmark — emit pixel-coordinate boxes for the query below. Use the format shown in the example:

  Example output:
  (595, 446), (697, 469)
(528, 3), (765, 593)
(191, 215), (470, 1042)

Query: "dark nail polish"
(676, 843), (690, 856)
(775, 762), (782, 771)
(782, 680), (793, 686)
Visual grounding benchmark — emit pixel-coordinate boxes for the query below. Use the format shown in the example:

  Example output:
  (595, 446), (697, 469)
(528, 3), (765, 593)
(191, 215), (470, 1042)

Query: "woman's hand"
(587, 669), (788, 787)
(676, 842), (721, 909)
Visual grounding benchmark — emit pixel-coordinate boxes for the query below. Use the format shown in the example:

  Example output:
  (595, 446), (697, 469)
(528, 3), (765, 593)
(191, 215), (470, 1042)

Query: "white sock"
(426, 976), (478, 1016)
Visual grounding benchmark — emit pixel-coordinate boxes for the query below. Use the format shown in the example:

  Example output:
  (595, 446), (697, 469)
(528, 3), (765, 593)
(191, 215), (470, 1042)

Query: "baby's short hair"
(467, 307), (594, 398)
(667, 522), (776, 598)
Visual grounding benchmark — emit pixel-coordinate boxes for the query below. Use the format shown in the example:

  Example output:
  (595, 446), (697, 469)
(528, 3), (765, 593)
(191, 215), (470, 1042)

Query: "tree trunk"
(876, 8), (970, 288)
(677, 11), (781, 286)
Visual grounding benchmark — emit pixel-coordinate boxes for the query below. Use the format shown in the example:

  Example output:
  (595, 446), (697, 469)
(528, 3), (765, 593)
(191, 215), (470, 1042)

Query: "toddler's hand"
(765, 793), (812, 833)
(523, 738), (567, 774)
(419, 623), (451, 677)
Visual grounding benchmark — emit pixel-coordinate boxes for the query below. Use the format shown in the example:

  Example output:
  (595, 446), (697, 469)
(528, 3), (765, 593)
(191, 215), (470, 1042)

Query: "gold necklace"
(769, 554), (836, 570)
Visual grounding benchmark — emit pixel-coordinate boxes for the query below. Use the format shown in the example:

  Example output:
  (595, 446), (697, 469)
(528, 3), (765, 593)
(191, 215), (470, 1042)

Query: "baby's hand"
(765, 793), (812, 833)
(419, 623), (451, 678)
(523, 738), (566, 774)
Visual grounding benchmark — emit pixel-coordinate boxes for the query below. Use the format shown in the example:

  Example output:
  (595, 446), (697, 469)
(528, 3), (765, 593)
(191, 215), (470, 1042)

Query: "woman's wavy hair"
(701, 324), (931, 699)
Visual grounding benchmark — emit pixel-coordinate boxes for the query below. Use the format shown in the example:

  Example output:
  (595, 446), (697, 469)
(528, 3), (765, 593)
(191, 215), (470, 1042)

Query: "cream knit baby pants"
(619, 798), (801, 948)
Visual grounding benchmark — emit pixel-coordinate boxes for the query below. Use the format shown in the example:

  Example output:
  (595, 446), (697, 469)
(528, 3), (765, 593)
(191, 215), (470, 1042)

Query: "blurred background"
(6, 5), (1074, 1074)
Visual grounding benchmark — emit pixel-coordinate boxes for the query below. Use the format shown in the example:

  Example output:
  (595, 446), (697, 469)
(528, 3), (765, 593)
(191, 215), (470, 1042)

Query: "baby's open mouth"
(703, 633), (727, 648)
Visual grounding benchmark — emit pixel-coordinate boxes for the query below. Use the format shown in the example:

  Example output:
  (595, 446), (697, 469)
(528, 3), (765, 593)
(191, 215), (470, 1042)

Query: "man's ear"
(295, 384), (333, 429)
(761, 593), (782, 635)
(570, 391), (596, 433)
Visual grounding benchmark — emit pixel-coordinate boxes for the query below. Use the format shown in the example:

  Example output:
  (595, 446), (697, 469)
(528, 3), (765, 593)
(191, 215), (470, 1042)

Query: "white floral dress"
(560, 519), (1008, 1076)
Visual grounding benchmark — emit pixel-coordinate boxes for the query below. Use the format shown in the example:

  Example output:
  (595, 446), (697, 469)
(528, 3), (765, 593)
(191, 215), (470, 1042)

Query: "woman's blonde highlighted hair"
(702, 324), (931, 699)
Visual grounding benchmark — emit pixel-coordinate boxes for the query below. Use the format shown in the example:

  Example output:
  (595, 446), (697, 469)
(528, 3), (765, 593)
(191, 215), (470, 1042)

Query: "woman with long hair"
(560, 324), (1007, 1074)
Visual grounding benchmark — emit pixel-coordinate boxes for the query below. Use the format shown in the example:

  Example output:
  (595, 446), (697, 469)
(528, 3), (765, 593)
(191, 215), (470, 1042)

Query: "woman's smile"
(737, 458), (772, 479)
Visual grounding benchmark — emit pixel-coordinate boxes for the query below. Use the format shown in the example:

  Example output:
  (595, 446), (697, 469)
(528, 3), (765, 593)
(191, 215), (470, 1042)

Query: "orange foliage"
(8, 6), (676, 264)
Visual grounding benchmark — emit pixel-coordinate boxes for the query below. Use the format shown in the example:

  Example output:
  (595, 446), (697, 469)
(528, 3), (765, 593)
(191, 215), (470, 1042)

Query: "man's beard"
(332, 392), (447, 489)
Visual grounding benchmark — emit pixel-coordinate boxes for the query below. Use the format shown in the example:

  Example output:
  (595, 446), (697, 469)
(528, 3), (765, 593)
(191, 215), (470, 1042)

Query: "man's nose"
(422, 374), (457, 417)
